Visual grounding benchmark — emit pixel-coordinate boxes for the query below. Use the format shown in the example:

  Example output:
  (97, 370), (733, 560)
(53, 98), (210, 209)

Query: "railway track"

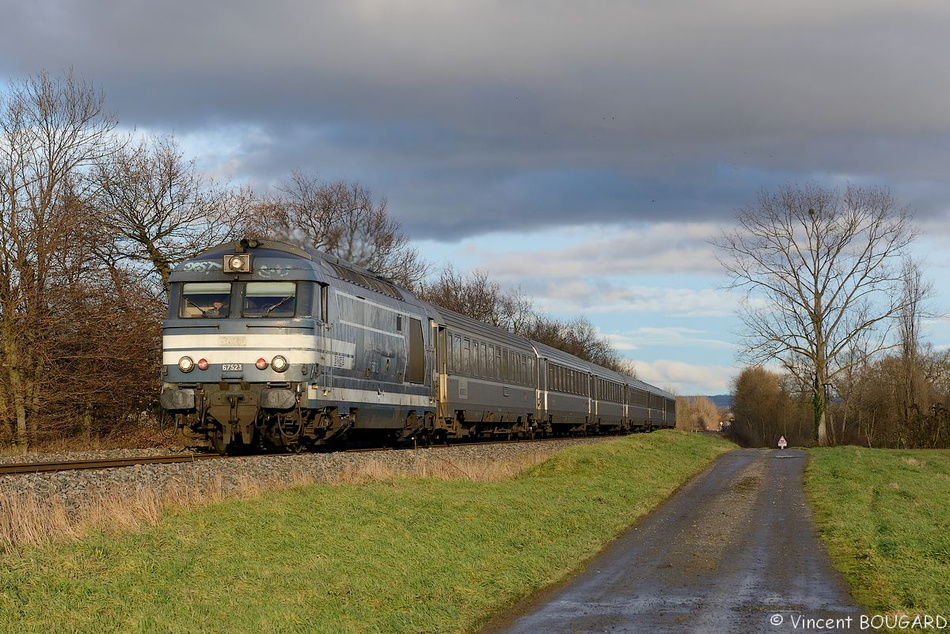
(0, 453), (222, 476)
(0, 436), (607, 477)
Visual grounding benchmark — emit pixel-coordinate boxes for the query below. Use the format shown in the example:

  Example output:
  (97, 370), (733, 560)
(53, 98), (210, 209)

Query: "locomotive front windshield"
(180, 282), (231, 318)
(178, 281), (298, 319)
(243, 282), (296, 317)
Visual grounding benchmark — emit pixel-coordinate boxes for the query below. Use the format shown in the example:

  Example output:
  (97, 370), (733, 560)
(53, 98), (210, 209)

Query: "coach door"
(434, 324), (448, 420)
(407, 317), (426, 384)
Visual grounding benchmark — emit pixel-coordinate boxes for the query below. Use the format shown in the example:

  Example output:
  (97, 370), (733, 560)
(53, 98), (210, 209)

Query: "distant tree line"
(0, 70), (627, 450)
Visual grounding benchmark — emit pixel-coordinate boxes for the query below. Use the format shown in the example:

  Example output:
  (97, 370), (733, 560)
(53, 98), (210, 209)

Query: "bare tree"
(843, 348), (950, 449)
(896, 257), (934, 427)
(716, 184), (916, 445)
(523, 314), (621, 370)
(416, 265), (506, 325)
(92, 134), (237, 295)
(244, 170), (427, 288)
(0, 70), (118, 447)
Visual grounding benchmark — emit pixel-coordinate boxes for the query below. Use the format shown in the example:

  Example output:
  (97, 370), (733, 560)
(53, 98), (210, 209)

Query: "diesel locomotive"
(159, 238), (675, 454)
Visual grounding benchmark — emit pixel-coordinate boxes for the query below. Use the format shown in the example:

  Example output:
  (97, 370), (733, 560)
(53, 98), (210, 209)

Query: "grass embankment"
(0, 431), (732, 633)
(807, 447), (950, 623)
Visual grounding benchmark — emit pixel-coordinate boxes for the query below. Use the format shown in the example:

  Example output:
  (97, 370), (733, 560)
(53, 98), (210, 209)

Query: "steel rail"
(0, 454), (221, 476)
(342, 435), (606, 453)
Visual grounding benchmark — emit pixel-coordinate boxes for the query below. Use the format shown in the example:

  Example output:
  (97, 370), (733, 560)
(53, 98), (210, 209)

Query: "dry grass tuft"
(333, 452), (551, 484)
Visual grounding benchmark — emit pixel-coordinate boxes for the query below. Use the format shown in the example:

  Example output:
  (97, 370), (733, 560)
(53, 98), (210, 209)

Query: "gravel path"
(487, 449), (867, 634)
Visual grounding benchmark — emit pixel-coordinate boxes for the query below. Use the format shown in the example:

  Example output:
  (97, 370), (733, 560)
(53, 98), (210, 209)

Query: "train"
(158, 238), (676, 453)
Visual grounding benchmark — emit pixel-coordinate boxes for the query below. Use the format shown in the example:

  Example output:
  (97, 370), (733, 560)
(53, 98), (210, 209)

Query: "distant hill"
(685, 394), (733, 409)
(707, 394), (733, 408)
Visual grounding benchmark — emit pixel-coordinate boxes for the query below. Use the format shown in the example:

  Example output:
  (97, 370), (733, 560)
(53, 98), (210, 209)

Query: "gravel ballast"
(0, 438), (608, 546)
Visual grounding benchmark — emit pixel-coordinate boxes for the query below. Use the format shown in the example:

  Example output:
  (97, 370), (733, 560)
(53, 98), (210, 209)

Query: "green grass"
(806, 447), (950, 621)
(0, 432), (733, 633)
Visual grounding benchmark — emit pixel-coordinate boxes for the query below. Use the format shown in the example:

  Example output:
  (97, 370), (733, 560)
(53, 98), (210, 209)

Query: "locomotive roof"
(169, 239), (329, 282)
(169, 239), (424, 309)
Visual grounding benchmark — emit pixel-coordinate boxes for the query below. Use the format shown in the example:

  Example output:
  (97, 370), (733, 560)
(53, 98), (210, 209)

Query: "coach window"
(463, 338), (472, 375)
(243, 282), (296, 318)
(453, 334), (462, 372)
(180, 282), (232, 318)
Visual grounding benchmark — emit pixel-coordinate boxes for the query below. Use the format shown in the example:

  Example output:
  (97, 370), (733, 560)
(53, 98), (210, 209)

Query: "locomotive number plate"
(221, 364), (243, 371)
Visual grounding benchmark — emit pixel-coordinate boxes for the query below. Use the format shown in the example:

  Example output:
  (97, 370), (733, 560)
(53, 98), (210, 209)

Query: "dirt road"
(486, 449), (867, 633)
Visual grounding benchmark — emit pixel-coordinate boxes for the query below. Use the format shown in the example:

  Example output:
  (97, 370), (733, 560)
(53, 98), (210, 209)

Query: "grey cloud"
(2, 0), (949, 241)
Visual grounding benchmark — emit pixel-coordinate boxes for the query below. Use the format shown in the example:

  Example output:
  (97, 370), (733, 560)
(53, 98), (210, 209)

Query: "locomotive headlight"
(223, 253), (251, 273)
(271, 355), (289, 372)
(178, 356), (195, 373)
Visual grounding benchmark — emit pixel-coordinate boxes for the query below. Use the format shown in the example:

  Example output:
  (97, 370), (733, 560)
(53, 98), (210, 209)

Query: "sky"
(2, 0), (950, 395)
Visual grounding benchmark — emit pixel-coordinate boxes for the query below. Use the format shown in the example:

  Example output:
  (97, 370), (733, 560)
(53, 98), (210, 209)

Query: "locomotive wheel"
(209, 428), (229, 455)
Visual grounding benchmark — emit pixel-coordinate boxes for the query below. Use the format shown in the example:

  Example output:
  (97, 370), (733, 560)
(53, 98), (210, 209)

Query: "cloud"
(474, 223), (728, 278)
(606, 327), (737, 353)
(536, 284), (735, 319)
(3, 0), (950, 243)
(628, 358), (737, 395)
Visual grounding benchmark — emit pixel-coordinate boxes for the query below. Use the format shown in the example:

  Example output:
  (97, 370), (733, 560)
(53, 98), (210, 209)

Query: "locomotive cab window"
(180, 282), (232, 318)
(243, 282), (297, 318)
